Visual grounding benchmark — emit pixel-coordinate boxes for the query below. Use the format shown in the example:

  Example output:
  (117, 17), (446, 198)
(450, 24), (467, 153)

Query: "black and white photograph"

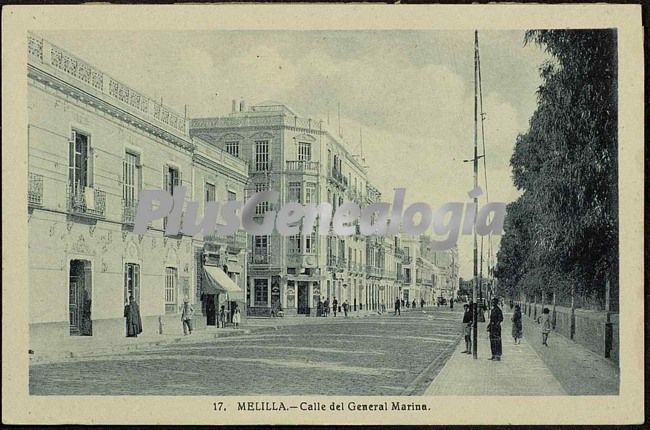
(2, 4), (644, 426)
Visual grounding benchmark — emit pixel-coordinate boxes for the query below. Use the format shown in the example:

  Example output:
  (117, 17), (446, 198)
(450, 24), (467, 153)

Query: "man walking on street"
(394, 297), (401, 316)
(332, 297), (338, 317)
(343, 300), (349, 318)
(487, 297), (503, 361)
(180, 297), (195, 335)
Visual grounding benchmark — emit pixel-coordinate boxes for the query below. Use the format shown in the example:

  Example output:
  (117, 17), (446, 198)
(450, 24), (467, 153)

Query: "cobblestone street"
(30, 309), (462, 395)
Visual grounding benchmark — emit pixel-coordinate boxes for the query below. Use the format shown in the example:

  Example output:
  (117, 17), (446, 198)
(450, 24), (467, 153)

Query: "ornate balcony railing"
(329, 168), (348, 188)
(286, 160), (319, 173)
(28, 173), (43, 207)
(67, 184), (106, 219)
(250, 252), (270, 264)
(28, 33), (188, 137)
(205, 230), (248, 249)
(122, 199), (138, 224)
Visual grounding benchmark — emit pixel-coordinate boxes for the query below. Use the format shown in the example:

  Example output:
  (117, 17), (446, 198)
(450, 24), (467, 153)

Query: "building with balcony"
(191, 101), (381, 316)
(26, 33), (247, 348)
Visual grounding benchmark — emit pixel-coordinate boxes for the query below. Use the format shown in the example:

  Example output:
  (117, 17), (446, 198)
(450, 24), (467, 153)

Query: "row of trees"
(494, 30), (619, 311)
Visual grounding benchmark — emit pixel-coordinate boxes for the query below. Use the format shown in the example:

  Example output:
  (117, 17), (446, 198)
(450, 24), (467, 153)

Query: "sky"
(41, 30), (551, 278)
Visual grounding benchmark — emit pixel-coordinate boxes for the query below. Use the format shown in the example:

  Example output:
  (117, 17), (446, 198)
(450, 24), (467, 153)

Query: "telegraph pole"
(471, 30), (479, 359)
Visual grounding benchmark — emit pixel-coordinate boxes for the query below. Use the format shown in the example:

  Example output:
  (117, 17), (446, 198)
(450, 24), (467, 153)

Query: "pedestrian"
(537, 307), (552, 346)
(461, 303), (472, 353)
(421, 298), (425, 309)
(343, 300), (349, 317)
(450, 298), (454, 310)
(180, 297), (195, 335)
(486, 297), (503, 361)
(233, 308), (241, 328)
(511, 304), (523, 344)
(219, 305), (226, 328)
(332, 297), (338, 317)
(412, 299), (416, 309)
(394, 297), (401, 316)
(124, 295), (142, 338)
(324, 297), (330, 317)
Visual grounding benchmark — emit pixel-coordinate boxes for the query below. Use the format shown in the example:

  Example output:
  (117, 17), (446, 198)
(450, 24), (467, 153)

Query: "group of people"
(460, 298), (553, 360)
(320, 297), (351, 317)
(123, 295), (241, 338)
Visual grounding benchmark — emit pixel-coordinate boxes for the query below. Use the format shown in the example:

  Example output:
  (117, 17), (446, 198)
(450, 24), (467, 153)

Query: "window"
(255, 140), (269, 171)
(124, 263), (140, 305)
(298, 142), (311, 161)
(164, 165), (181, 195)
(123, 151), (141, 208)
(305, 183), (316, 204)
(254, 279), (269, 306)
(305, 233), (316, 254)
(288, 182), (301, 203)
(225, 141), (240, 158)
(163, 165), (181, 230)
(255, 182), (269, 215)
(288, 235), (300, 254)
(165, 267), (178, 314)
(205, 182), (216, 203)
(228, 190), (237, 201)
(328, 149), (332, 172)
(69, 130), (93, 192)
(253, 235), (269, 263)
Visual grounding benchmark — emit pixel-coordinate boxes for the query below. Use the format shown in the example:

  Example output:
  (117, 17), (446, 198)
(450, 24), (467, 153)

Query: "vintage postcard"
(2, 4), (644, 426)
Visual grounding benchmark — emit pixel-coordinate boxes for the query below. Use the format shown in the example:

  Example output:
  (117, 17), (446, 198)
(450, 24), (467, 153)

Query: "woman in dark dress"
(511, 304), (523, 344)
(124, 295), (142, 338)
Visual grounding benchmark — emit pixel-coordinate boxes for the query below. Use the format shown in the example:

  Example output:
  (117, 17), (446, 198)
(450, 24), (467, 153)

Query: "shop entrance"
(297, 282), (309, 315)
(69, 259), (92, 336)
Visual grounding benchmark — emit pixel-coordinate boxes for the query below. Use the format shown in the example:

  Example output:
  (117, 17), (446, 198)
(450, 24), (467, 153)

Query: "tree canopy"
(495, 30), (618, 309)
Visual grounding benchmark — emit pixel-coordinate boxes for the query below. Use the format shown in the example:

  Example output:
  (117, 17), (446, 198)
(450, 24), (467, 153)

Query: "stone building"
(190, 102), (394, 316)
(27, 33), (247, 348)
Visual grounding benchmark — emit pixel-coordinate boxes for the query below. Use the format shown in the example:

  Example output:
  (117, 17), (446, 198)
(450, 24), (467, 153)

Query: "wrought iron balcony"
(286, 160), (319, 173)
(122, 199), (138, 224)
(205, 230), (248, 250)
(67, 184), (106, 219)
(329, 168), (348, 188)
(28, 173), (43, 207)
(250, 252), (270, 264)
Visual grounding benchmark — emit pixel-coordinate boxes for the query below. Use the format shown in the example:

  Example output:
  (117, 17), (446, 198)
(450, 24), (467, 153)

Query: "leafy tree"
(495, 30), (618, 310)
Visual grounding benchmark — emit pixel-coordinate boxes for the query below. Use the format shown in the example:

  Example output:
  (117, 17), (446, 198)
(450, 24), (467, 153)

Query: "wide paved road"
(30, 309), (462, 395)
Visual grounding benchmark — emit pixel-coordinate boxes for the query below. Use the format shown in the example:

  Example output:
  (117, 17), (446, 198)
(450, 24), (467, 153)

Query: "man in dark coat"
(332, 297), (338, 317)
(487, 297), (503, 360)
(394, 297), (401, 316)
(124, 295), (142, 338)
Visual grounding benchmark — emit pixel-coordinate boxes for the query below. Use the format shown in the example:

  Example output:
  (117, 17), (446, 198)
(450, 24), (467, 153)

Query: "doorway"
(297, 282), (309, 315)
(205, 294), (216, 326)
(69, 259), (92, 336)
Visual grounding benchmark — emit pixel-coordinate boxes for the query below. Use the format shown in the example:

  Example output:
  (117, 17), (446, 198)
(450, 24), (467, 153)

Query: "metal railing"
(286, 160), (319, 173)
(250, 252), (270, 264)
(205, 230), (248, 249)
(28, 173), (43, 207)
(67, 184), (106, 219)
(122, 199), (138, 224)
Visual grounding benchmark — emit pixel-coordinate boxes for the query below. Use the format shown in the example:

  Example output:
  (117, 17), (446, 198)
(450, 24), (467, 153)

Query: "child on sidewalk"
(537, 307), (552, 346)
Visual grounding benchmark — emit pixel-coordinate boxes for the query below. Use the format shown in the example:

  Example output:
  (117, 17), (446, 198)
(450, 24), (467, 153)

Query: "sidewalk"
(29, 310), (379, 365)
(425, 315), (567, 395)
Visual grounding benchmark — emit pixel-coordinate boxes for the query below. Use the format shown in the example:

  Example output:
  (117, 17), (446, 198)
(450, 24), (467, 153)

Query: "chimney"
(232, 99), (237, 113)
(240, 100), (246, 112)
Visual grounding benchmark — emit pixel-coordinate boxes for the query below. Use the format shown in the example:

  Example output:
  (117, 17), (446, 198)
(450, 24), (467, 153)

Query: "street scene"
(25, 26), (620, 397)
